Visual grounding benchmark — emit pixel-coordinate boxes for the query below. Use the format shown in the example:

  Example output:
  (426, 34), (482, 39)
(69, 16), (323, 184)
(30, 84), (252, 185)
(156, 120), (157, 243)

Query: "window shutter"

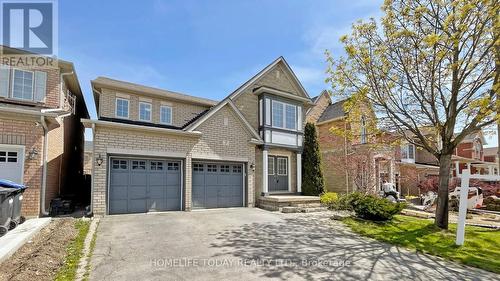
(34, 71), (47, 102)
(0, 66), (9, 98)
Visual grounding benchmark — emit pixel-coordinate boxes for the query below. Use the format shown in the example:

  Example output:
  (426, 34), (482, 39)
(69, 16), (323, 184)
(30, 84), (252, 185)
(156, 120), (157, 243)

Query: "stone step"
(281, 206), (328, 213)
(289, 202), (322, 208)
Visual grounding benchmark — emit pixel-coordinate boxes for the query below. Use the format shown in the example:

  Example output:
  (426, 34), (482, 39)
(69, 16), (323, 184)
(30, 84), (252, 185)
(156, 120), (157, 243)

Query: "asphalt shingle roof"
(317, 99), (347, 122)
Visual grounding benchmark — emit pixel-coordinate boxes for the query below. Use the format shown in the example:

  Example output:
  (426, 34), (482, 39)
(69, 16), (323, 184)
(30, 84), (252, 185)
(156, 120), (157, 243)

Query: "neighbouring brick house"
(0, 46), (89, 217)
(307, 94), (499, 196)
(83, 57), (312, 215)
(84, 141), (93, 175)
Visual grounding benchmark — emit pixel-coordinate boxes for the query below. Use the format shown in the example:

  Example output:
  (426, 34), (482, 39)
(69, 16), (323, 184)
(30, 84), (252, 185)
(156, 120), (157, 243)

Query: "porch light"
(96, 154), (104, 166)
(250, 162), (255, 171)
(27, 148), (38, 160)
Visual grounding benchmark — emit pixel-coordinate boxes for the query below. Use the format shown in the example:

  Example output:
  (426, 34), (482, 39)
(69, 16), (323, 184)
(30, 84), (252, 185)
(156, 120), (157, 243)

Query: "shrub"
(302, 123), (325, 195)
(335, 192), (365, 211)
(320, 192), (338, 209)
(353, 195), (406, 221)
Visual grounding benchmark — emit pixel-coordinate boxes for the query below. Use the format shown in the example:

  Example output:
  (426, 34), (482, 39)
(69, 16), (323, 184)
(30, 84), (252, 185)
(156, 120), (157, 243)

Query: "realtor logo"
(1, 0), (57, 55)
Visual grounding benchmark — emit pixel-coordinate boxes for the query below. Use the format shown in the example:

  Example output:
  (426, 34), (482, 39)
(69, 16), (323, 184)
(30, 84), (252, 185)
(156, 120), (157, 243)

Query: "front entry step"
(281, 206), (328, 213)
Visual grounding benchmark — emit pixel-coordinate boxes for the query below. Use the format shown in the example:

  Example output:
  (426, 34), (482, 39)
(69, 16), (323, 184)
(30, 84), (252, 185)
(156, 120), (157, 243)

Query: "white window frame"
(271, 100), (297, 131)
(268, 156), (275, 175)
(11, 68), (34, 101)
(401, 143), (415, 163)
(139, 101), (152, 122)
(277, 157), (288, 176)
(160, 105), (173, 125)
(115, 98), (130, 119)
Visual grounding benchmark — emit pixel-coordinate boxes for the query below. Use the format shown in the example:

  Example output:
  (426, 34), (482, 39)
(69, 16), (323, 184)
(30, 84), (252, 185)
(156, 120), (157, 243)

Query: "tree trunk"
(435, 153), (452, 229)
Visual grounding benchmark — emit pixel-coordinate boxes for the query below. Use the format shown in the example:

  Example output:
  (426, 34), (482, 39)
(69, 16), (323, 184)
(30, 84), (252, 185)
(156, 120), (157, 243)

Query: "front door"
(268, 156), (288, 192)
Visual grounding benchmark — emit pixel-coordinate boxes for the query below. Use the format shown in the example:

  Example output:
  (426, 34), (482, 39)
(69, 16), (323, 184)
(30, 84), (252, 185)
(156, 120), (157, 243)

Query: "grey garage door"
(192, 162), (244, 209)
(109, 158), (181, 214)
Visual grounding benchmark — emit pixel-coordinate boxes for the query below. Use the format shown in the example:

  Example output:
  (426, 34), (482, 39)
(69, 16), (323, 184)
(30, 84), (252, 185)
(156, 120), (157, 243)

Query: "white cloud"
(291, 65), (326, 85)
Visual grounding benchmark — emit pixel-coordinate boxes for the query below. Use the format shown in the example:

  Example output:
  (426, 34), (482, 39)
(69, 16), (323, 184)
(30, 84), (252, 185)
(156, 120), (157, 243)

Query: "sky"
(57, 0), (497, 147)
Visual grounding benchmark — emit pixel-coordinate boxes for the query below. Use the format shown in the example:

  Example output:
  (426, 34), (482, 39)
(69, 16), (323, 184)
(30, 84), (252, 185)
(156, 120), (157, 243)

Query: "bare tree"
(326, 0), (499, 229)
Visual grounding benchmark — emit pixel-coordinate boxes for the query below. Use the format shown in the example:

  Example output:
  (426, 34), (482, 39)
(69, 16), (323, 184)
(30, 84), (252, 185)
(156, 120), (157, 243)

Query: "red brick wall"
(0, 116), (44, 217)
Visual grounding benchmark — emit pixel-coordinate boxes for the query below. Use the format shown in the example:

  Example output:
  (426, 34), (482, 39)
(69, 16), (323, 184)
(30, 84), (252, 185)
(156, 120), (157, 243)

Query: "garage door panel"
(192, 162), (244, 209)
(166, 199), (181, 210)
(109, 186), (127, 199)
(129, 199), (147, 213)
(109, 157), (181, 214)
(109, 200), (127, 214)
(147, 199), (166, 211)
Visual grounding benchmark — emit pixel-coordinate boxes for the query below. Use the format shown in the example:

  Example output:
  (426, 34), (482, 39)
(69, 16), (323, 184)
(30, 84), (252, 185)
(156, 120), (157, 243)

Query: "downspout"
(88, 123), (95, 216)
(41, 71), (74, 113)
(40, 116), (50, 216)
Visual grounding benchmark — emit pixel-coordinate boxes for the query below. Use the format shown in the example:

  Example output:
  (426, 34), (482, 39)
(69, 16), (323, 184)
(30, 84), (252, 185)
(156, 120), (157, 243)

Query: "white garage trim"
(107, 148), (187, 159)
(0, 144), (25, 184)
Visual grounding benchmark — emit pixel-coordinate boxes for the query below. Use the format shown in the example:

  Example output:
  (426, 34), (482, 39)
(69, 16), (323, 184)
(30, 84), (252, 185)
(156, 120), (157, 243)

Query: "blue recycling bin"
(0, 179), (27, 230)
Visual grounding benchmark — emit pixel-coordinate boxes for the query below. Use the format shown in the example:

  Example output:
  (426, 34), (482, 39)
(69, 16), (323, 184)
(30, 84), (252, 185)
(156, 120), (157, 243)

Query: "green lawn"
(54, 220), (91, 281)
(343, 215), (500, 273)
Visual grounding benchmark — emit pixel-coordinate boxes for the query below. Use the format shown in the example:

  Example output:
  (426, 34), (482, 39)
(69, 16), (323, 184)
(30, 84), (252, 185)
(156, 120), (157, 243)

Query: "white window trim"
(139, 101), (152, 122)
(401, 143), (415, 163)
(268, 156), (275, 175)
(160, 105), (173, 125)
(277, 156), (288, 176)
(115, 98), (130, 119)
(10, 68), (35, 101)
(271, 100), (297, 131)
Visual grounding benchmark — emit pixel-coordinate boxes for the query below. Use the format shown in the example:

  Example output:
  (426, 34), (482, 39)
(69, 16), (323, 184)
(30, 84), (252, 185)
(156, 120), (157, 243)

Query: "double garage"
(108, 157), (245, 214)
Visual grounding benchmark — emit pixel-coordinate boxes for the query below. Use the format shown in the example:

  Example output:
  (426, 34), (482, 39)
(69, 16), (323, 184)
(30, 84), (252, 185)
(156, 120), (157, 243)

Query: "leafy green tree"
(302, 122), (325, 195)
(326, 0), (499, 229)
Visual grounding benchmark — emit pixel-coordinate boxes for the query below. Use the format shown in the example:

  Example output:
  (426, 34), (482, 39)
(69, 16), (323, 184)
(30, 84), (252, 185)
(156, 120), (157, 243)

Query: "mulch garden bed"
(0, 218), (78, 281)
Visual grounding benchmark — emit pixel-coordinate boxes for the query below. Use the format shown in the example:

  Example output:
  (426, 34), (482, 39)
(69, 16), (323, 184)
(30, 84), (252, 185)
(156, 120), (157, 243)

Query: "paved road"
(89, 208), (497, 281)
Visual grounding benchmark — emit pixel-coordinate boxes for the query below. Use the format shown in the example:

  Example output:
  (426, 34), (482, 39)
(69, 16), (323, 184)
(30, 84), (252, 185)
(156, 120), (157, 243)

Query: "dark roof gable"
(317, 99), (347, 122)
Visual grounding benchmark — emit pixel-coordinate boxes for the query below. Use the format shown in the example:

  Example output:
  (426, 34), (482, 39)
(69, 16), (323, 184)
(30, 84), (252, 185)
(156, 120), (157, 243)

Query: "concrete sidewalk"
(0, 217), (51, 263)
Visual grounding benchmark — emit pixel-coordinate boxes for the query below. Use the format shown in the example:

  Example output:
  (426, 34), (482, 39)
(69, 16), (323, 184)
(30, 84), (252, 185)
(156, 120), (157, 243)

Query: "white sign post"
(456, 169), (470, 246)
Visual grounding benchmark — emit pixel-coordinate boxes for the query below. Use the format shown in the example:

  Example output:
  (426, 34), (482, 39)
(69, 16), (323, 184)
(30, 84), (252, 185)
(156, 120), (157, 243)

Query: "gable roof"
(184, 99), (262, 142)
(317, 99), (347, 123)
(228, 56), (311, 101)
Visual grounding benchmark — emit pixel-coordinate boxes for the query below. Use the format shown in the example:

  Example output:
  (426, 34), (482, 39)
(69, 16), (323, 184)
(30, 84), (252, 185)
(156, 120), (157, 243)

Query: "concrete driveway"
(89, 208), (496, 281)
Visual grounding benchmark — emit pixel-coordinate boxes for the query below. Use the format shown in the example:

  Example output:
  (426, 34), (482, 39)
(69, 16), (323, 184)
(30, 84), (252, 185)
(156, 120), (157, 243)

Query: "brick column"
(184, 154), (192, 211)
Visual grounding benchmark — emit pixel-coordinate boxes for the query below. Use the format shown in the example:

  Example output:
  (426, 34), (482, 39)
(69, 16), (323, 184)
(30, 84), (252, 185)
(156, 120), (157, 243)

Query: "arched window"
(360, 116), (367, 144)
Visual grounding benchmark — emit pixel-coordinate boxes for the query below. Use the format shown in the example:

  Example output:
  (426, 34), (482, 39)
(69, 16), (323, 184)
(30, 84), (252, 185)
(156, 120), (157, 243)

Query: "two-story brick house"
(0, 46), (89, 217)
(308, 93), (499, 196)
(83, 57), (312, 215)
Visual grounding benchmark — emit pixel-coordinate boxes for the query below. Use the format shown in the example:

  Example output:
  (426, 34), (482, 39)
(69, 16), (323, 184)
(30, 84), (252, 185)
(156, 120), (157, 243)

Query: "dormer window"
(401, 143), (415, 163)
(139, 102), (152, 122)
(160, 105), (172, 125)
(115, 98), (129, 119)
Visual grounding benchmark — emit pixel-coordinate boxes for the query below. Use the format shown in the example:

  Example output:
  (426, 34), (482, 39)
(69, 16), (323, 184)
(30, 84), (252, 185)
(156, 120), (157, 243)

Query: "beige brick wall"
(0, 115), (44, 217)
(45, 124), (64, 210)
(83, 151), (93, 175)
(92, 104), (256, 215)
(306, 92), (331, 124)
(233, 63), (306, 131)
(98, 88), (210, 127)
(0, 64), (62, 109)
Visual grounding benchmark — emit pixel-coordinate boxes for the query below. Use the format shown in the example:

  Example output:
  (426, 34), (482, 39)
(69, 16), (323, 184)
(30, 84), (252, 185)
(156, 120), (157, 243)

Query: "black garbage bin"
(0, 179), (27, 230)
(0, 187), (15, 237)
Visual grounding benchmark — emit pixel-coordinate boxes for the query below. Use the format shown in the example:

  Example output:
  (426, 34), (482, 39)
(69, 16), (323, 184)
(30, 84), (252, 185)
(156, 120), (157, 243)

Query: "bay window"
(271, 100), (297, 130)
(401, 143), (415, 163)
